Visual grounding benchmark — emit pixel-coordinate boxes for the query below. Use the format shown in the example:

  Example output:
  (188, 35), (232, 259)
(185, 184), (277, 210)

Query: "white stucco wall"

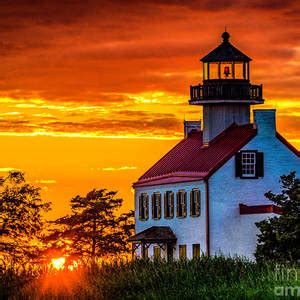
(209, 110), (300, 259)
(134, 180), (206, 259)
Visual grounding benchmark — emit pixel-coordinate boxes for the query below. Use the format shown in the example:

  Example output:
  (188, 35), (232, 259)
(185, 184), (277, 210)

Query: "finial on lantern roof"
(222, 29), (230, 43)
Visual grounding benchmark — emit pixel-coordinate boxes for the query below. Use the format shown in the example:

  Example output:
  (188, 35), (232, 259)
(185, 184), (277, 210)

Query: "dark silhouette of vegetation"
(255, 172), (300, 262)
(46, 189), (134, 261)
(0, 171), (51, 263)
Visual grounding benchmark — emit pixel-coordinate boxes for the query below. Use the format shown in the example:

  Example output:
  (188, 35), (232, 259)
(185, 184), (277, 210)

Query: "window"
(192, 244), (200, 259)
(190, 189), (201, 217)
(167, 244), (173, 262)
(235, 151), (264, 179)
(139, 193), (149, 220)
(141, 245), (148, 259)
(176, 190), (187, 218)
(153, 246), (161, 260)
(179, 245), (187, 260)
(241, 152), (256, 177)
(152, 192), (161, 219)
(164, 191), (174, 218)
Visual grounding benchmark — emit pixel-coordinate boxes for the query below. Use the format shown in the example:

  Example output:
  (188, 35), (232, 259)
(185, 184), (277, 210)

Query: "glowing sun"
(51, 257), (66, 270)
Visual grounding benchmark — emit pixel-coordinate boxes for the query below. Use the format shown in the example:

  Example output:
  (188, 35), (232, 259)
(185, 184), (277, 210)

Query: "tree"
(46, 189), (134, 261)
(0, 171), (51, 263)
(255, 172), (300, 262)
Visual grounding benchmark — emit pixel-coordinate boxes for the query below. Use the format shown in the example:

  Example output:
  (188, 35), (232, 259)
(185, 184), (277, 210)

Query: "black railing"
(190, 82), (263, 102)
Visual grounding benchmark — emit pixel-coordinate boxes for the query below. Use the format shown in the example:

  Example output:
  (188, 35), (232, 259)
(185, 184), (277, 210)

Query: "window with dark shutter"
(164, 191), (174, 219)
(190, 189), (201, 217)
(236, 151), (264, 179)
(139, 193), (149, 220)
(152, 192), (161, 220)
(176, 190), (186, 218)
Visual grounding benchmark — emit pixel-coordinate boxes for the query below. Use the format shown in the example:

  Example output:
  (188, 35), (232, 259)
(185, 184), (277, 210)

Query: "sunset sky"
(0, 0), (299, 219)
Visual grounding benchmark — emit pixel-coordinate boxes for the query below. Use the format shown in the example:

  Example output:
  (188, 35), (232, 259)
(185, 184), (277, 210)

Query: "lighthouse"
(129, 31), (299, 260)
(190, 31), (263, 144)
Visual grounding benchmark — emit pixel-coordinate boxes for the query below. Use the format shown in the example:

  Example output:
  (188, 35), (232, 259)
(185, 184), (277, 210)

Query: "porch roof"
(128, 226), (177, 243)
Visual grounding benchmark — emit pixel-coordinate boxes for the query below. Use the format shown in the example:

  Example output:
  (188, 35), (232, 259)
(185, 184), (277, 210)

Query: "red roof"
(134, 123), (257, 187)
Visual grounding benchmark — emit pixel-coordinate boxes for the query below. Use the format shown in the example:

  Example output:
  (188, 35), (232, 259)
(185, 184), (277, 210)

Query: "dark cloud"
(0, 0), (298, 141)
(0, 110), (181, 136)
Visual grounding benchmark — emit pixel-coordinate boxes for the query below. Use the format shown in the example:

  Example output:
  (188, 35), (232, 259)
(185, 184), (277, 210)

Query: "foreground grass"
(1, 256), (299, 299)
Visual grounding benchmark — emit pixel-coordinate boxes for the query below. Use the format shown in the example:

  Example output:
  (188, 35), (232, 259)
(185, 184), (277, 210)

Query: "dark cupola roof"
(201, 31), (252, 62)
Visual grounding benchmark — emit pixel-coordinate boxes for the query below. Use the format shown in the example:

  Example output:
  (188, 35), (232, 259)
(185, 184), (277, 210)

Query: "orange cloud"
(0, 1), (299, 218)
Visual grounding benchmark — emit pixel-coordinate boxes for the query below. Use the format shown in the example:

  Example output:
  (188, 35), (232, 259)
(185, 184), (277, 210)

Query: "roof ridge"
(276, 132), (299, 157)
(207, 122), (238, 146)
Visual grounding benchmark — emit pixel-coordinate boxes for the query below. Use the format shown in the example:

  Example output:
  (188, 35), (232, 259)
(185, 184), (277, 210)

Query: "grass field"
(1, 256), (299, 299)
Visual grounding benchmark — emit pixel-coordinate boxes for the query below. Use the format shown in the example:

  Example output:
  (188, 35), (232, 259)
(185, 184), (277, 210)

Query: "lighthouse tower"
(189, 31), (264, 145)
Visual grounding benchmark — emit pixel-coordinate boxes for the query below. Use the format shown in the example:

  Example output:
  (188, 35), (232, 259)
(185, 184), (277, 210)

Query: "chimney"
(253, 109), (276, 137)
(184, 120), (201, 138)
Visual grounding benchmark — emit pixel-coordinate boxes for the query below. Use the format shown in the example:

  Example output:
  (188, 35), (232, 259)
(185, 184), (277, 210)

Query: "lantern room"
(201, 31), (251, 81)
(189, 31), (263, 105)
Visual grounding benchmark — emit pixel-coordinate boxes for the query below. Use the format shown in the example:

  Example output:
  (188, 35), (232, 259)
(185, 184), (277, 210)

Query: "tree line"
(0, 171), (134, 265)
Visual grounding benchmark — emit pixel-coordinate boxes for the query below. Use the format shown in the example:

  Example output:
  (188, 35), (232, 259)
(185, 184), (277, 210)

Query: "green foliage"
(255, 172), (300, 263)
(0, 171), (51, 262)
(2, 257), (299, 299)
(46, 189), (134, 261)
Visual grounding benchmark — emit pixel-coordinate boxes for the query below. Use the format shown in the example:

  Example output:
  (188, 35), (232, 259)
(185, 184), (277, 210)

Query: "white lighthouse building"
(129, 32), (300, 260)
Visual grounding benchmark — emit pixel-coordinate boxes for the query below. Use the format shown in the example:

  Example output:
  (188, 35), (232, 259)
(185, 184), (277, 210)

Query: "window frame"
(236, 150), (264, 179)
(164, 191), (174, 219)
(141, 245), (148, 259)
(152, 192), (161, 220)
(190, 189), (201, 217)
(153, 246), (161, 260)
(176, 190), (187, 218)
(179, 244), (187, 260)
(241, 151), (256, 178)
(192, 244), (201, 259)
(139, 193), (149, 221)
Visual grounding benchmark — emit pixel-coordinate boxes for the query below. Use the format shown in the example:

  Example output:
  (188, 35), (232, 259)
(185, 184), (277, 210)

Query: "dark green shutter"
(139, 195), (142, 220)
(235, 152), (242, 177)
(183, 191), (187, 217)
(256, 152), (264, 178)
(176, 193), (179, 217)
(170, 192), (174, 218)
(158, 194), (161, 219)
(197, 191), (201, 216)
(152, 194), (155, 219)
(164, 192), (167, 218)
(190, 191), (193, 216)
(145, 195), (149, 220)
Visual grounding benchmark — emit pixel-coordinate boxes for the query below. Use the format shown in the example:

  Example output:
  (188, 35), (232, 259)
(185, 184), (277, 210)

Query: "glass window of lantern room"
(208, 62), (219, 79)
(234, 62), (244, 79)
(220, 62), (234, 79)
(203, 63), (209, 80)
(246, 62), (250, 80)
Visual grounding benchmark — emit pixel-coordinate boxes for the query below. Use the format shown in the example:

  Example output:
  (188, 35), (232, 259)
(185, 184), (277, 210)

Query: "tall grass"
(1, 256), (299, 299)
